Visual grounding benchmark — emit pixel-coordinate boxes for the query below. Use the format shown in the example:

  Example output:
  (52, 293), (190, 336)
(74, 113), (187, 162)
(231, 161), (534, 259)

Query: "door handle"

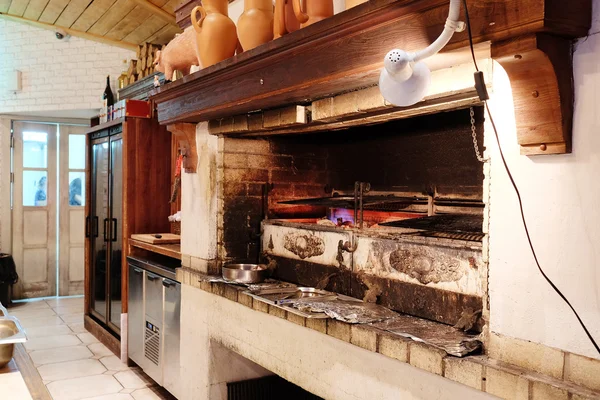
(103, 218), (109, 242)
(111, 218), (118, 242)
(147, 274), (159, 281)
(132, 268), (142, 274)
(93, 216), (99, 238)
(85, 216), (90, 238)
(162, 280), (175, 288)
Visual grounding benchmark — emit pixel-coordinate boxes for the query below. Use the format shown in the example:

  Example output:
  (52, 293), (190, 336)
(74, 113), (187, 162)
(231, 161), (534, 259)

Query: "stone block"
(312, 97), (333, 121)
(327, 320), (351, 343)
(198, 280), (213, 293)
(286, 313), (306, 327)
(350, 325), (377, 352)
(252, 299), (269, 313)
(237, 292), (253, 308)
(531, 381), (568, 400)
(356, 86), (387, 112)
(306, 318), (327, 334)
(332, 91), (359, 118)
(443, 357), (484, 390)
(181, 254), (191, 268)
(565, 352), (600, 391)
(268, 305), (287, 319)
(223, 285), (239, 302)
(378, 334), (408, 363)
(488, 333), (564, 380)
(485, 366), (530, 400)
(409, 342), (445, 375)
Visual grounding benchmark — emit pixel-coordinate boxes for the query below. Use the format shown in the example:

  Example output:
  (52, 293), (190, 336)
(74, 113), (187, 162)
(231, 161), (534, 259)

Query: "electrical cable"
(461, 0), (600, 355)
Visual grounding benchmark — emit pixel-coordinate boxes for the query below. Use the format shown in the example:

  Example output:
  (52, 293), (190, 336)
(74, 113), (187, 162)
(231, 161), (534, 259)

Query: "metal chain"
(470, 107), (487, 162)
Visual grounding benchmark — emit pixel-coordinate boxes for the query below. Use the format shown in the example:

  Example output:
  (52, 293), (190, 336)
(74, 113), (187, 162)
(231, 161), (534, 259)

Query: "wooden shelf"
(129, 238), (181, 260)
(84, 117), (125, 135)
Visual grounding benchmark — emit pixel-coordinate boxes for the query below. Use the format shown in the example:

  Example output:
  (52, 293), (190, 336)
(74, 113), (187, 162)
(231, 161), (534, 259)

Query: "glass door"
(90, 137), (110, 321)
(108, 134), (123, 332)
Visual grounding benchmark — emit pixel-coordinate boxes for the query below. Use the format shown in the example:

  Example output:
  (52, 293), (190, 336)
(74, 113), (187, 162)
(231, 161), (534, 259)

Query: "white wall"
(486, 1), (600, 360)
(0, 19), (134, 114)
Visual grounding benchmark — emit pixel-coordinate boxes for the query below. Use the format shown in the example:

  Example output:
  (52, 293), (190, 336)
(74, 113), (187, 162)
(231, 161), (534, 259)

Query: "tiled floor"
(9, 297), (169, 400)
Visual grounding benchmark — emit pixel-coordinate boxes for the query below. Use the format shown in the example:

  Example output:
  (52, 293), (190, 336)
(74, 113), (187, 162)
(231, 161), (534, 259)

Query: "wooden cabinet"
(84, 116), (172, 343)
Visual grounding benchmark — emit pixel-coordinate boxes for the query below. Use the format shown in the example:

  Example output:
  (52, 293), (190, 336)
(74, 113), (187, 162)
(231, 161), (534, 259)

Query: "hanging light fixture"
(379, 0), (464, 106)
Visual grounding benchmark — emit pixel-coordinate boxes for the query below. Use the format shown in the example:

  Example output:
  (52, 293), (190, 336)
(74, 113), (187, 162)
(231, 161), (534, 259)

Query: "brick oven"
(216, 106), (487, 329)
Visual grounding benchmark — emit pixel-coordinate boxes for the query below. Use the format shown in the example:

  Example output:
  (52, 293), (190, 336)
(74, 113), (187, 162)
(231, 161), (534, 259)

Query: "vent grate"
(144, 324), (160, 366)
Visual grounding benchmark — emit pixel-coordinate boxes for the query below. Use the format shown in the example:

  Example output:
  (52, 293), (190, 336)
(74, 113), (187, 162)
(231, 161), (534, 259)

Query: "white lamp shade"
(379, 61), (431, 107)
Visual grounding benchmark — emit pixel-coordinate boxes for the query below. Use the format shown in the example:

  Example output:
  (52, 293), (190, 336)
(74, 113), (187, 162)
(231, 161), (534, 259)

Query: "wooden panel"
(122, 14), (167, 44)
(492, 33), (574, 155)
(69, 208), (85, 244)
(143, 22), (180, 44)
(69, 247), (85, 281)
(88, 0), (136, 36)
(38, 0), (70, 24)
(150, 0), (591, 125)
(105, 5), (151, 40)
(24, 210), (48, 245)
(55, 0), (95, 27)
(23, 248), (48, 282)
(8, 0), (31, 17)
(23, 0), (51, 20)
(84, 315), (120, 356)
(0, 0), (11, 13)
(160, 0), (178, 14)
(71, 0), (117, 32)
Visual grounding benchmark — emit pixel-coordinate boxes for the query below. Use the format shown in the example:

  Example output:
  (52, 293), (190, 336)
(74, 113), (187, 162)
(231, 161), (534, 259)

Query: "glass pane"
(23, 131), (48, 169)
(69, 135), (86, 169)
(92, 141), (110, 320)
(23, 171), (48, 206)
(68, 172), (85, 206)
(109, 138), (123, 329)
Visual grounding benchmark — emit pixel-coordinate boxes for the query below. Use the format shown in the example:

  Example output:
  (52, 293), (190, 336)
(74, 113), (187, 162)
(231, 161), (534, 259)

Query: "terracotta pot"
(238, 0), (274, 51)
(345, 0), (367, 9)
(274, 0), (300, 39)
(191, 0), (237, 68)
(292, 0), (334, 28)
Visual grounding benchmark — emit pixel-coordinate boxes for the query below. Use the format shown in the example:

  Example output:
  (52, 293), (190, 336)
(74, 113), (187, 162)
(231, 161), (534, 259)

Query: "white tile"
(18, 315), (65, 328)
(24, 325), (73, 338)
(45, 296), (84, 308)
(120, 388), (135, 394)
(8, 307), (56, 319)
(38, 359), (106, 382)
(25, 334), (82, 351)
(78, 332), (99, 344)
(29, 345), (93, 365)
(82, 395), (134, 400)
(53, 305), (83, 315)
(69, 322), (87, 333)
(100, 355), (130, 371)
(88, 343), (114, 357)
(60, 313), (84, 325)
(46, 374), (123, 400)
(114, 370), (153, 389)
(131, 388), (164, 400)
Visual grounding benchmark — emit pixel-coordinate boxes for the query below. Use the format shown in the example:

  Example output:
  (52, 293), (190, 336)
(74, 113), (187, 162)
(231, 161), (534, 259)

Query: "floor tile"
(69, 322), (87, 334)
(8, 307), (57, 319)
(25, 334), (82, 351)
(37, 358), (106, 382)
(8, 299), (50, 310)
(53, 305), (84, 315)
(100, 355), (130, 371)
(114, 370), (153, 389)
(131, 388), (165, 400)
(82, 395), (134, 400)
(24, 324), (73, 338)
(88, 343), (114, 357)
(46, 374), (123, 400)
(29, 345), (93, 365)
(18, 315), (65, 328)
(104, 370), (117, 375)
(45, 297), (84, 308)
(60, 313), (84, 325)
(78, 332), (99, 344)
(120, 388), (135, 394)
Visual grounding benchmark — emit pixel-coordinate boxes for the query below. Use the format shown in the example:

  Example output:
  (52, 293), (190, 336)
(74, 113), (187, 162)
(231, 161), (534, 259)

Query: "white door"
(58, 125), (87, 296)
(12, 122), (58, 299)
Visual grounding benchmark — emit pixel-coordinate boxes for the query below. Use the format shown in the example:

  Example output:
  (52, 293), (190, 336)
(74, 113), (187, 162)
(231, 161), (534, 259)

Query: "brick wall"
(0, 19), (135, 114)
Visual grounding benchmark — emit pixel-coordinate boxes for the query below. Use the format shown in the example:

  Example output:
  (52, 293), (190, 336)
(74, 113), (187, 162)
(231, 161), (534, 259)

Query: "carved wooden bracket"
(167, 123), (197, 173)
(492, 34), (573, 156)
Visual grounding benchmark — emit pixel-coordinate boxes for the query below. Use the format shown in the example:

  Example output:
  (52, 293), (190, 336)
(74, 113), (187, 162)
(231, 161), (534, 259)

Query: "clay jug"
(238, 0), (274, 51)
(292, 0), (334, 28)
(274, 0), (300, 39)
(191, 0), (237, 68)
(345, 0), (367, 9)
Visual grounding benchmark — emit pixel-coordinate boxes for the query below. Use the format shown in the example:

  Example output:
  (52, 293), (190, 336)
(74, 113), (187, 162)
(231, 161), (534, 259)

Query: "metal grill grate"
(227, 376), (322, 400)
(144, 325), (160, 366)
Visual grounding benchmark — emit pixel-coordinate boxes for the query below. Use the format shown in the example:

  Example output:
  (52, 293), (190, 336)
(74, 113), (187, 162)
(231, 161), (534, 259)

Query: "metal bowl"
(222, 264), (269, 284)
